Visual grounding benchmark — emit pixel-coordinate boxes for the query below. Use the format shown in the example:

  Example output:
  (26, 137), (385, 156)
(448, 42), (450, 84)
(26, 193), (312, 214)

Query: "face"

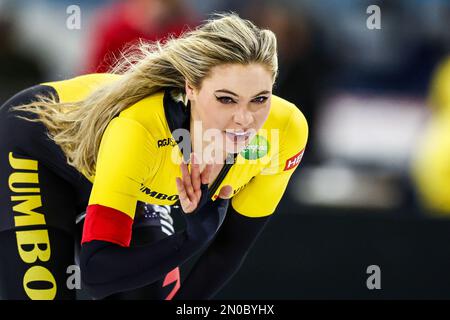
(186, 63), (273, 158)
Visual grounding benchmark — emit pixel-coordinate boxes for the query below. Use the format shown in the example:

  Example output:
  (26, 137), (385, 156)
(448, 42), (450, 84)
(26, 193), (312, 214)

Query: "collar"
(163, 88), (190, 133)
(163, 88), (192, 162)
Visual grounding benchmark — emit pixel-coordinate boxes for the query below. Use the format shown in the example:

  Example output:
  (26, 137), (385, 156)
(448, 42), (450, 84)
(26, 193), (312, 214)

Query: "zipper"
(207, 153), (237, 197)
(173, 153), (237, 208)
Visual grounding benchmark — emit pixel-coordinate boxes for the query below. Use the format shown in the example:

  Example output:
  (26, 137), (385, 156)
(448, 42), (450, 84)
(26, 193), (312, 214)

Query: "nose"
(233, 105), (253, 128)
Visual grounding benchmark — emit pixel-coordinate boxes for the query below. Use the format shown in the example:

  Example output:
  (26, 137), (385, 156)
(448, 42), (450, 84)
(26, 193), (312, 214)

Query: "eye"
(215, 96), (236, 104)
(252, 96), (269, 104)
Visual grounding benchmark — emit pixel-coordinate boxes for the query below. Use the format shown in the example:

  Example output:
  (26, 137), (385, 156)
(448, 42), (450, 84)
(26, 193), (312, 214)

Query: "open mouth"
(224, 130), (251, 144)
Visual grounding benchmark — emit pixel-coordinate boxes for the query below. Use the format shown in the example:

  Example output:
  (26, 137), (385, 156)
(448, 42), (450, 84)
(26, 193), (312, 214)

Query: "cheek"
(198, 100), (229, 128)
(254, 106), (271, 126)
(210, 108), (231, 128)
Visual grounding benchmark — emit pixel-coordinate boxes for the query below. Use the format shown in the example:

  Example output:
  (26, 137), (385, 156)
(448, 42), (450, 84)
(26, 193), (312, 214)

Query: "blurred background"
(1, 0), (450, 299)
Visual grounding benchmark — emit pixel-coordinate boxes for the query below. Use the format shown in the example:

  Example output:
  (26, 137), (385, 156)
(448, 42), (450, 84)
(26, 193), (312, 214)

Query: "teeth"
(227, 131), (248, 136)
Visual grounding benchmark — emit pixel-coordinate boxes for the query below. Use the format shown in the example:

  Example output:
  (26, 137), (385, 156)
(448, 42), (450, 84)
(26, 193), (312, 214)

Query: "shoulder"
(265, 94), (308, 144)
(118, 90), (168, 139)
(41, 73), (122, 102)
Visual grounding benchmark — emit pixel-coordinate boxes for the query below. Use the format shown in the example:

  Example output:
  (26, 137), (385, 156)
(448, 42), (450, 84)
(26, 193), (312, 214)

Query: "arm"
(80, 181), (234, 300)
(79, 186), (211, 300)
(173, 200), (271, 300)
(79, 112), (230, 299)
(79, 115), (213, 299)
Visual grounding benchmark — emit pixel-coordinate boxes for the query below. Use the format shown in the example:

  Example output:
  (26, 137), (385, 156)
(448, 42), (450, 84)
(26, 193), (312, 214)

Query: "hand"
(175, 153), (210, 214)
(175, 153), (233, 214)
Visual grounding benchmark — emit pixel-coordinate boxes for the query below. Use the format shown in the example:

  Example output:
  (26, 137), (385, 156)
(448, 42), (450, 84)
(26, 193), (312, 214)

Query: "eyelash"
(215, 96), (268, 105)
(253, 96), (268, 104)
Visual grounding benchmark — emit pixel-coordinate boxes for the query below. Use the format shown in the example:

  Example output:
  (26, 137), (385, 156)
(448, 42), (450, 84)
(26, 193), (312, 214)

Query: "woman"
(0, 13), (308, 300)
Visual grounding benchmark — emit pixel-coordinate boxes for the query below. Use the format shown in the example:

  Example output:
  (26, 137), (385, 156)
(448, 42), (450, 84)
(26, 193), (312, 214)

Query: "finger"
(200, 161), (213, 185)
(218, 185), (233, 199)
(176, 177), (193, 212)
(175, 177), (190, 203)
(190, 153), (201, 200)
(180, 161), (195, 200)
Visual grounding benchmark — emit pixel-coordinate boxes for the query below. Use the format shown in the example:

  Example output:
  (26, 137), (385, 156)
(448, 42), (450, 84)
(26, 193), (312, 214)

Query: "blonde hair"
(11, 12), (278, 178)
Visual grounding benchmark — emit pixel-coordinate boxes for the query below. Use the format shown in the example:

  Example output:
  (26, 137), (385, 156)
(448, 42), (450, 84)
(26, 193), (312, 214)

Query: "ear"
(185, 81), (196, 100)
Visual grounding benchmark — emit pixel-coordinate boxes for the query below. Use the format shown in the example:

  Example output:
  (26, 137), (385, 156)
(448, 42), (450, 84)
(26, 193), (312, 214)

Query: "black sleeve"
(80, 233), (198, 299)
(79, 184), (213, 299)
(173, 202), (271, 300)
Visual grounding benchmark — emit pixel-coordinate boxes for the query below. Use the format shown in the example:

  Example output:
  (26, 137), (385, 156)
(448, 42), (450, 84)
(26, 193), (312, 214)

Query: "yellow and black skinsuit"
(0, 73), (308, 299)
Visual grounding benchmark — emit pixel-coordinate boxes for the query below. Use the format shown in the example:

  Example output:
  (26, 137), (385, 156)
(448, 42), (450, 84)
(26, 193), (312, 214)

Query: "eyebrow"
(215, 89), (271, 98)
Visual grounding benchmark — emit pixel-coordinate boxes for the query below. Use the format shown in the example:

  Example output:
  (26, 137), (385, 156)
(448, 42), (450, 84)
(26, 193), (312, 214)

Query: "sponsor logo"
(284, 149), (304, 171)
(240, 135), (270, 160)
(212, 178), (254, 200)
(140, 184), (179, 201)
(233, 179), (253, 195)
(8, 152), (57, 300)
(157, 137), (178, 148)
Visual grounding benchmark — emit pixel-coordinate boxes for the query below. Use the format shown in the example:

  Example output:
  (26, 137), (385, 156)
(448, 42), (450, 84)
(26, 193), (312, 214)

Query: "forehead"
(202, 63), (273, 94)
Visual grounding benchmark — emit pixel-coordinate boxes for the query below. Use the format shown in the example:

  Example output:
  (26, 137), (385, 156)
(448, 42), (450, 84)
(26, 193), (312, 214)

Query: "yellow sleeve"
(231, 106), (308, 217)
(88, 116), (156, 220)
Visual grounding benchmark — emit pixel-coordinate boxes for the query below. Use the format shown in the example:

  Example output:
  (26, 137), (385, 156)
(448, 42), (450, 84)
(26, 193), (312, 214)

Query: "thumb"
(218, 185), (233, 199)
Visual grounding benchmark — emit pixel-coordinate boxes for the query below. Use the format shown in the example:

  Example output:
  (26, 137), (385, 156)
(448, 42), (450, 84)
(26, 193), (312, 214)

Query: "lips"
(225, 130), (251, 143)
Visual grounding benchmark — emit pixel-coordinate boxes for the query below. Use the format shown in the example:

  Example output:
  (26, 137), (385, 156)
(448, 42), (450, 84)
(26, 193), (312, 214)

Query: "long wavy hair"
(10, 12), (278, 178)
